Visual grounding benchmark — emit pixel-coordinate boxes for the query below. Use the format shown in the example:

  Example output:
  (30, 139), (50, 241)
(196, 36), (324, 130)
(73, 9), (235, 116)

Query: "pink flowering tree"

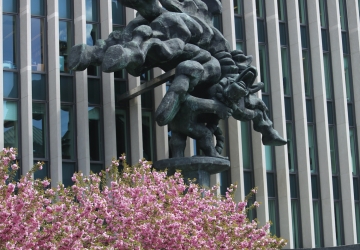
(0, 148), (286, 249)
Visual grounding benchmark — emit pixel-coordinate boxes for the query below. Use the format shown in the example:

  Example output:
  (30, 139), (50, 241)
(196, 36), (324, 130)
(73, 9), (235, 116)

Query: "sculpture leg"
(169, 132), (187, 158)
(194, 124), (227, 159)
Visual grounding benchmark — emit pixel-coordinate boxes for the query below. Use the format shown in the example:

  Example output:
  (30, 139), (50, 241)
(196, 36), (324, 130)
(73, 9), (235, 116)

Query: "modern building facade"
(2, 0), (360, 248)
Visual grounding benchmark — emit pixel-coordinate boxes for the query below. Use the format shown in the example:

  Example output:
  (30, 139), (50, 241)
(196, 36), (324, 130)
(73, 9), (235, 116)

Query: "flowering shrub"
(0, 148), (286, 249)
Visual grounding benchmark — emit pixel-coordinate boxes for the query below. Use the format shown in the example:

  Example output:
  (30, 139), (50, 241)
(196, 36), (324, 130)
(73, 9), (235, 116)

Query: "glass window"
(319, 0), (327, 27)
(329, 126), (337, 174)
(256, 0), (264, 18)
(303, 50), (311, 96)
(339, 0), (347, 30)
(114, 80), (127, 101)
(285, 97), (292, 120)
(3, 71), (18, 98)
(90, 163), (103, 174)
(86, 0), (98, 22)
(212, 15), (222, 31)
(265, 146), (273, 171)
(342, 33), (349, 54)
(31, 0), (44, 16)
(33, 103), (47, 158)
(86, 24), (99, 46)
(34, 162), (48, 180)
(356, 202), (360, 243)
(321, 29), (329, 51)
(3, 0), (17, 13)
(3, 101), (19, 149)
(59, 0), (72, 19)
(116, 109), (128, 158)
(311, 175), (319, 199)
(220, 170), (230, 196)
(306, 99), (314, 123)
(88, 107), (103, 161)
(287, 124), (295, 172)
(308, 125), (317, 172)
(301, 26), (308, 49)
(348, 104), (354, 127)
(278, 0), (285, 21)
(234, 0), (243, 15)
(350, 128), (357, 174)
(235, 16), (243, 40)
(343, 56), (351, 101)
(354, 178), (359, 200)
(257, 20), (266, 43)
(60, 76), (74, 103)
(61, 106), (76, 160)
(3, 15), (17, 69)
(268, 199), (278, 235)
(32, 74), (46, 100)
(259, 45), (269, 92)
(59, 21), (73, 73)
(291, 200), (301, 248)
(298, 0), (306, 24)
(31, 18), (45, 71)
(323, 54), (332, 99)
(62, 162), (76, 187)
(241, 121), (251, 169)
(142, 111), (154, 161)
(236, 42), (243, 51)
(112, 0), (124, 25)
(334, 201), (344, 245)
(88, 78), (101, 105)
(313, 200), (322, 247)
(114, 69), (126, 79)
(279, 23), (287, 46)
(267, 173), (276, 197)
(281, 48), (290, 95)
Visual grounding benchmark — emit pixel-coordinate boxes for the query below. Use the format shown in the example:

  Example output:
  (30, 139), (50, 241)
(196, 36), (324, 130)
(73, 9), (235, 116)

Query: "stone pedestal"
(153, 156), (230, 188)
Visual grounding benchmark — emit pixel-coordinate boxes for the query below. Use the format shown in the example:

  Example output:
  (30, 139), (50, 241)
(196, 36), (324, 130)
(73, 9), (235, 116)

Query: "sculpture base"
(153, 156), (230, 188)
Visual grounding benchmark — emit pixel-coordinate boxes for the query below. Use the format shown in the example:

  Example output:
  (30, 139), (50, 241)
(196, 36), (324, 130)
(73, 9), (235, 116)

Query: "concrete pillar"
(126, 9), (143, 165)
(47, 0), (62, 186)
(327, 0), (357, 244)
(265, 0), (293, 247)
(74, 0), (90, 176)
(100, 1), (117, 166)
(19, 0), (33, 173)
(286, 0), (315, 247)
(153, 67), (169, 161)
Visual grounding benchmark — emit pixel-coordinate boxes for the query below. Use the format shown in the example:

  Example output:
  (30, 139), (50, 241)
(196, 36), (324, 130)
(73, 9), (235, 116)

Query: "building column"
(126, 8), (143, 165)
(0, 4), (3, 149)
(327, 0), (357, 244)
(47, 0), (62, 186)
(100, 1), (117, 166)
(19, 0), (33, 173)
(287, 0), (315, 247)
(222, 0), (245, 202)
(307, 0), (336, 246)
(153, 67), (169, 161)
(265, 0), (293, 247)
(74, 0), (90, 175)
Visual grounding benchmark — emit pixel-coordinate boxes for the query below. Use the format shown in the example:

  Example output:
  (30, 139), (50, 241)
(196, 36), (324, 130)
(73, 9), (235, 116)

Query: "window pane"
(235, 16), (243, 40)
(34, 162), (48, 180)
(3, 15), (17, 69)
(61, 106), (76, 160)
(257, 20), (265, 43)
(301, 26), (308, 49)
(62, 162), (76, 187)
(86, 0), (98, 22)
(311, 175), (319, 199)
(306, 99), (314, 123)
(212, 15), (221, 31)
(244, 171), (253, 195)
(356, 203), (360, 243)
(33, 103), (47, 158)
(220, 170), (230, 196)
(90, 163), (103, 174)
(308, 125), (317, 172)
(319, 0), (327, 27)
(329, 127), (337, 174)
(3, 0), (17, 13)
(279, 23), (287, 46)
(339, 0), (347, 30)
(334, 202), (344, 245)
(60, 76), (74, 103)
(298, 0), (306, 24)
(59, 0), (72, 19)
(259, 45), (269, 92)
(291, 200), (301, 248)
(290, 174), (298, 198)
(321, 29), (329, 51)
(348, 104), (354, 127)
(4, 101), (19, 149)
(256, 0), (264, 18)
(234, 0), (243, 15)
(323, 53), (332, 99)
(141, 91), (153, 109)
(350, 128), (357, 174)
(88, 107), (103, 161)
(236, 42), (243, 51)
(281, 48), (290, 95)
(303, 50), (311, 97)
(268, 199), (278, 236)
(285, 97), (292, 121)
(267, 173), (276, 197)
(114, 69), (126, 79)
(354, 178), (359, 201)
(88, 78), (101, 105)
(265, 145), (273, 171)
(342, 33), (349, 54)
(32, 74), (46, 100)
(343, 56), (351, 101)
(112, 0), (124, 25)
(116, 109), (128, 158)
(59, 21), (73, 73)
(31, 18), (45, 71)
(313, 200), (322, 248)
(327, 101), (334, 125)
(278, 0), (285, 21)
(241, 121), (251, 169)
(333, 176), (340, 200)
(31, 0), (44, 16)
(142, 111), (154, 161)
(86, 24), (99, 46)
(114, 80), (127, 102)
(3, 71), (18, 98)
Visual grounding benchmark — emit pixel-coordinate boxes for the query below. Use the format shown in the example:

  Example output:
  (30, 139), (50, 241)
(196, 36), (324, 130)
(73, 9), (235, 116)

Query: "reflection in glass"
(3, 72), (18, 98)
(298, 0), (306, 24)
(3, 15), (17, 69)
(31, 0), (44, 16)
(32, 74), (46, 100)
(339, 0), (347, 30)
(241, 121), (251, 169)
(281, 48), (290, 95)
(112, 0), (124, 25)
(334, 202), (344, 245)
(88, 78), (101, 105)
(291, 200), (300, 248)
(34, 162), (48, 180)
(277, 0), (285, 21)
(319, 0), (327, 27)
(86, 0), (98, 22)
(235, 17), (243, 40)
(268, 199), (278, 235)
(59, 0), (72, 19)
(287, 124), (295, 172)
(256, 0), (264, 18)
(265, 146), (273, 171)
(302, 50), (311, 96)
(89, 107), (103, 161)
(343, 56), (351, 101)
(236, 42), (243, 51)
(4, 101), (18, 149)
(62, 162), (76, 187)
(329, 127), (337, 174)
(323, 53), (332, 99)
(61, 106), (75, 160)
(259, 45), (268, 92)
(356, 202), (360, 243)
(59, 21), (73, 73)
(33, 103), (47, 158)
(350, 128), (357, 174)
(60, 76), (74, 103)
(313, 201), (322, 247)
(233, 0), (243, 15)
(3, 0), (17, 13)
(142, 111), (154, 161)
(86, 24), (99, 76)
(308, 125), (317, 172)
(31, 18), (45, 71)
(116, 109), (128, 158)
